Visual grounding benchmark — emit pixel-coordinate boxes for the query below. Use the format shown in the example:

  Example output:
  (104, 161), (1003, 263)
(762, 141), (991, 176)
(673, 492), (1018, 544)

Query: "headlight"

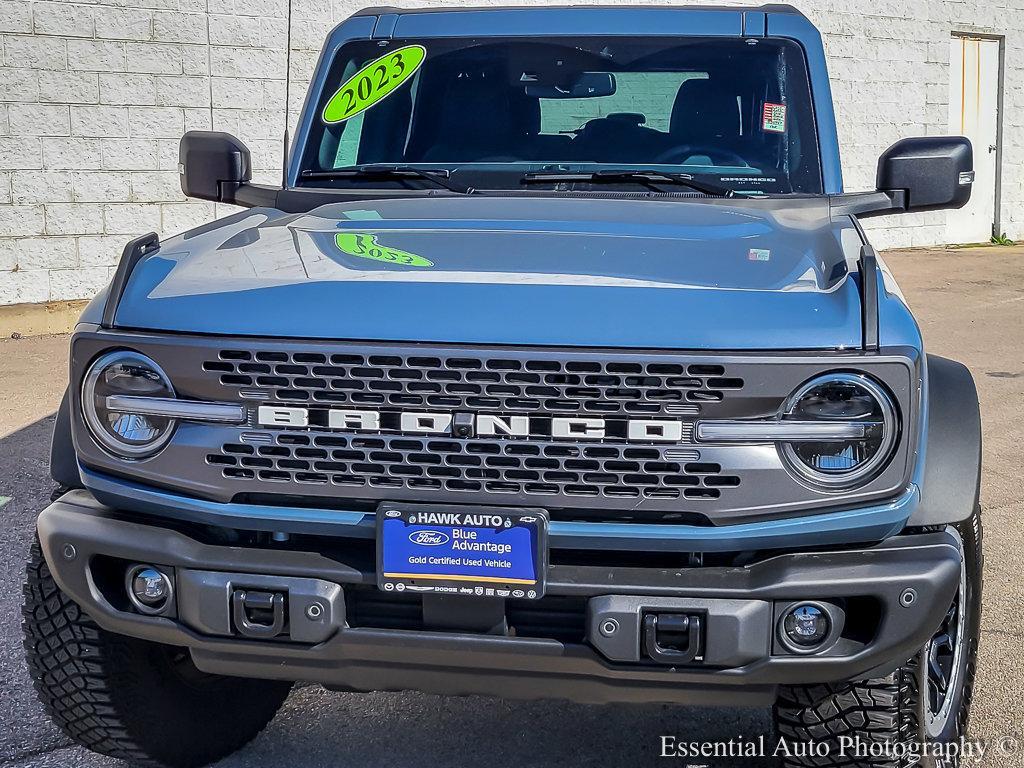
(82, 351), (176, 458)
(780, 373), (897, 489)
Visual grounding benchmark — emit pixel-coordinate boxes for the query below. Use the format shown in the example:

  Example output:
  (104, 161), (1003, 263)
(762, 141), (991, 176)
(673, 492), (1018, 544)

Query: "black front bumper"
(37, 491), (962, 707)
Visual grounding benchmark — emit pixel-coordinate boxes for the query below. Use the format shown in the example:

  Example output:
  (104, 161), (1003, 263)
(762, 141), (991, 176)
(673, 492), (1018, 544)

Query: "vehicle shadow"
(0, 413), (77, 764)
(228, 684), (772, 768)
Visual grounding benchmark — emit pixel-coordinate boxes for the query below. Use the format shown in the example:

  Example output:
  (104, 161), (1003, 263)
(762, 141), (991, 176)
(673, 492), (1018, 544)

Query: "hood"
(112, 196), (862, 350)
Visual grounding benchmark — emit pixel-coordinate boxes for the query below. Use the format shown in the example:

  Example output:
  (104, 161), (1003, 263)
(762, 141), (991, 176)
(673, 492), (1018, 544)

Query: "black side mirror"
(178, 131), (252, 202)
(876, 136), (973, 213)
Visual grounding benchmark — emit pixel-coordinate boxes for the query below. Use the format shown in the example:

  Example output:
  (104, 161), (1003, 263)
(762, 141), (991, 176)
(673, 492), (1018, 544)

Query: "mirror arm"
(829, 189), (907, 218)
(220, 181), (281, 208)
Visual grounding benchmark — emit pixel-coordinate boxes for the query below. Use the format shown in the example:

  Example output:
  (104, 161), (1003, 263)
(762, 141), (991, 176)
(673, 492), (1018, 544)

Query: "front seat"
(420, 76), (530, 162)
(667, 78), (743, 151)
(571, 112), (666, 164)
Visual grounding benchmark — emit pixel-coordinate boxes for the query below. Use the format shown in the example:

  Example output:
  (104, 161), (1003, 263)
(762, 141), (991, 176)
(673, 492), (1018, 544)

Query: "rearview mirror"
(524, 72), (616, 99)
(876, 136), (973, 213)
(178, 131), (252, 202)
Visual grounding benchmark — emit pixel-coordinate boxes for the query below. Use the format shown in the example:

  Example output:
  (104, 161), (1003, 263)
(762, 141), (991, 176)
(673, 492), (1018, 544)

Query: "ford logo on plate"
(409, 530), (450, 546)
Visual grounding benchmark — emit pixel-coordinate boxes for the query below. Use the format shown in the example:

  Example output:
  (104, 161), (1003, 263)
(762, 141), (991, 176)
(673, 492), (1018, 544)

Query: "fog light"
(127, 565), (172, 614)
(782, 604), (830, 649)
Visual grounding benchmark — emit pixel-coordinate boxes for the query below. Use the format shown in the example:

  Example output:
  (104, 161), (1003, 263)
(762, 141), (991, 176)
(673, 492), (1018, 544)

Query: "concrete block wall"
(1, 0), (1022, 306)
(0, 0), (297, 306)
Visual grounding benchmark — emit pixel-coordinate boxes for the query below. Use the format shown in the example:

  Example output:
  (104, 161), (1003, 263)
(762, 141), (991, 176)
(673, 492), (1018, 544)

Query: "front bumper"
(38, 491), (961, 707)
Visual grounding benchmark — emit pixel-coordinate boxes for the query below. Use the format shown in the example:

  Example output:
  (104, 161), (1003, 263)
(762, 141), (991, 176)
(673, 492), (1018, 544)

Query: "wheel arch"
(50, 389), (83, 491)
(908, 355), (981, 527)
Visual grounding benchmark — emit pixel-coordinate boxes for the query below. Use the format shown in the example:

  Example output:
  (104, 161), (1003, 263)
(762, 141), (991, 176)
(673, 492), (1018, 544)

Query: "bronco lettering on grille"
(256, 406), (687, 443)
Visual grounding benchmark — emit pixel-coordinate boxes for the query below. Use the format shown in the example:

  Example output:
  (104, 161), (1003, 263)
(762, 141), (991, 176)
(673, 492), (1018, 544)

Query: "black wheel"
(22, 536), (293, 768)
(774, 508), (983, 767)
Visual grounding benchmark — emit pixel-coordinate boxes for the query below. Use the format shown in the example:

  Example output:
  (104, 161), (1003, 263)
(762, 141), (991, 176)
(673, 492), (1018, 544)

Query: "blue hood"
(112, 196), (862, 350)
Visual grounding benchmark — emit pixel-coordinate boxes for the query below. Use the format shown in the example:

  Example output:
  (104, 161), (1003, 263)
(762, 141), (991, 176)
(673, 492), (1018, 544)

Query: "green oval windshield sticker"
(323, 45), (426, 124)
(335, 233), (434, 268)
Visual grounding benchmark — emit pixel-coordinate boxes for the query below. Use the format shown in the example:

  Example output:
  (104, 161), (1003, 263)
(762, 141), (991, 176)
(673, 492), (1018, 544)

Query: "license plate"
(376, 504), (548, 599)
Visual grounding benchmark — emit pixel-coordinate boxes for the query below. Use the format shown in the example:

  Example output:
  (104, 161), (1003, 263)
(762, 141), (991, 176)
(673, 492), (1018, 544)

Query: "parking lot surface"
(0, 246), (1021, 767)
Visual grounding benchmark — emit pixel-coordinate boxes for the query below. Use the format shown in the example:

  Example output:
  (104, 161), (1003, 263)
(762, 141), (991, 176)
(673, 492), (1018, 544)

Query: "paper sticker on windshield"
(323, 45), (426, 124)
(762, 102), (787, 133)
(335, 233), (433, 268)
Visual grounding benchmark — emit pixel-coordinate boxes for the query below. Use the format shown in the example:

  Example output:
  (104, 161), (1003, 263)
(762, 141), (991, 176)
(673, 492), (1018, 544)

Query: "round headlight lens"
(82, 351), (176, 458)
(780, 373), (897, 488)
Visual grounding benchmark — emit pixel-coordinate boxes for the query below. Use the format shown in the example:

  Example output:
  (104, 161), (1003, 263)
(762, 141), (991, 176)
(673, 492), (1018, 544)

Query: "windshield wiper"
(300, 165), (473, 194)
(521, 169), (746, 198)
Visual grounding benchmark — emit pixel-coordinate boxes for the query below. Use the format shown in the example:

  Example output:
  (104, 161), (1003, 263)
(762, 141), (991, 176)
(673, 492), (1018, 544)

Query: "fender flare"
(908, 355), (982, 526)
(50, 389), (83, 490)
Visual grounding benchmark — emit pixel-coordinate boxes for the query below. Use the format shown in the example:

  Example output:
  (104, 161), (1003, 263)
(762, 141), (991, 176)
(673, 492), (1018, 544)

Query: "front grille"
(207, 433), (737, 502)
(203, 349), (744, 415)
(71, 331), (918, 520)
(203, 347), (744, 507)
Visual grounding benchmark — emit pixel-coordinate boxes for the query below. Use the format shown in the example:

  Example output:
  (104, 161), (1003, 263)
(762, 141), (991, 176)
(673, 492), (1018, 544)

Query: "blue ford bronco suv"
(24, 5), (983, 767)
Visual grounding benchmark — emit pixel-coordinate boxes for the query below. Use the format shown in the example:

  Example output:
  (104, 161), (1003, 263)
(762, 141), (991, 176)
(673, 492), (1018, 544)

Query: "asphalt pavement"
(0, 246), (1021, 767)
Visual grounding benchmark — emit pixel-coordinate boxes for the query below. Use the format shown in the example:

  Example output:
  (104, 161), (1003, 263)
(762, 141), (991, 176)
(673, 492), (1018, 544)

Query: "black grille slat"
(209, 349), (743, 416)
(207, 433), (740, 501)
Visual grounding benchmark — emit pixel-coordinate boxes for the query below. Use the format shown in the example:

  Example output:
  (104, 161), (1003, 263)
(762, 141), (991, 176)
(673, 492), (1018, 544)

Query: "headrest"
(669, 79), (741, 141)
(439, 76), (539, 139)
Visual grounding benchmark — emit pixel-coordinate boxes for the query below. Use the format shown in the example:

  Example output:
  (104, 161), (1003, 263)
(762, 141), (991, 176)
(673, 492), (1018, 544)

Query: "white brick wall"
(1, 0), (1022, 306)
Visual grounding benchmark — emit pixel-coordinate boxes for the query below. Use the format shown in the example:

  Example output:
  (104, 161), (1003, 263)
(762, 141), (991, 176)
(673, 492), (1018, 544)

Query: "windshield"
(300, 36), (823, 195)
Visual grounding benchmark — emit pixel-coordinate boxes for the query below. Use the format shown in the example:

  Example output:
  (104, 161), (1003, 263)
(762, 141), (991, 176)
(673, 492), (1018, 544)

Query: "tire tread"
(774, 508), (983, 768)
(22, 536), (290, 768)
(23, 537), (156, 764)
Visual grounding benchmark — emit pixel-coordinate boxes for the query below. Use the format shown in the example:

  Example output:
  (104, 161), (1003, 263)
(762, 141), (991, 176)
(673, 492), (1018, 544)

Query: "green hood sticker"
(335, 233), (434, 268)
(323, 45), (426, 124)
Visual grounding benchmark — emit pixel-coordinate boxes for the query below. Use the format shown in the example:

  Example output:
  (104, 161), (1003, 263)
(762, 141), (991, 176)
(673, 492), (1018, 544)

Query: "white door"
(947, 36), (1000, 244)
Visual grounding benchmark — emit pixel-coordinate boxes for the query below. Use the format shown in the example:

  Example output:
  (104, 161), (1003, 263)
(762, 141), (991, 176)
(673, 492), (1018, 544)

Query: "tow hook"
(642, 613), (703, 665)
(231, 589), (286, 638)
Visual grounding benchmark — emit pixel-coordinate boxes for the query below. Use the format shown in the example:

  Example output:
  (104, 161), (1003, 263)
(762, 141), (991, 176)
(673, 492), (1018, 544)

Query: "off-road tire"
(22, 536), (293, 768)
(774, 508), (983, 768)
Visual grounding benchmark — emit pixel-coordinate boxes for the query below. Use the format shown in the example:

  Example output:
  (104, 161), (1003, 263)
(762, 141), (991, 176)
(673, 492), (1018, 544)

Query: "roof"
(352, 4), (805, 17)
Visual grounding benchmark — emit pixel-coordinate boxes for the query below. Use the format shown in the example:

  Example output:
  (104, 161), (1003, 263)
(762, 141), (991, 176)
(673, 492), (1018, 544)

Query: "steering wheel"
(653, 144), (747, 167)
